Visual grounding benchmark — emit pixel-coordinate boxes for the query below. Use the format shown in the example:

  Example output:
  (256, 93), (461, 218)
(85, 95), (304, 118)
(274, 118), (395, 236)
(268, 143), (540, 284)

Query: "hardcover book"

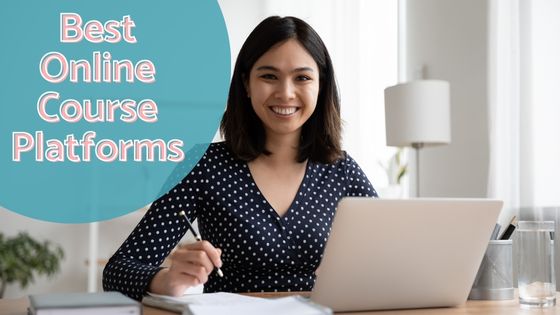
(28, 292), (141, 315)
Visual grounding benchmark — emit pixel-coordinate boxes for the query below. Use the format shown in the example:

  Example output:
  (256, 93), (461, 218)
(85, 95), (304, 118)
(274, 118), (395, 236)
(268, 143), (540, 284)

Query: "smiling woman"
(221, 16), (342, 164)
(103, 16), (377, 300)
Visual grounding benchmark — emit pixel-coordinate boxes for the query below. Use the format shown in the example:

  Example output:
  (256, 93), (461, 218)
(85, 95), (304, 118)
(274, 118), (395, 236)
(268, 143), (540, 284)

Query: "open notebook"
(142, 292), (331, 315)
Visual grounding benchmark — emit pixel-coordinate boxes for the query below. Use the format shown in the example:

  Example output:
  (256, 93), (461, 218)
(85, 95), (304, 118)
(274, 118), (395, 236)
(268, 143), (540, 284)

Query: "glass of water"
(517, 221), (556, 308)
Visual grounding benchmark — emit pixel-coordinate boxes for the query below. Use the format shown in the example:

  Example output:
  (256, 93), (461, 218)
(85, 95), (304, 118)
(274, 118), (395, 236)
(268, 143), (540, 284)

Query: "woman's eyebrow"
(255, 65), (315, 73)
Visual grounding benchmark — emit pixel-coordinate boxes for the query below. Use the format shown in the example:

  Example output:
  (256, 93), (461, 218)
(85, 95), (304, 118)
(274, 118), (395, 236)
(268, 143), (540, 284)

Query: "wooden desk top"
(2, 292), (559, 315)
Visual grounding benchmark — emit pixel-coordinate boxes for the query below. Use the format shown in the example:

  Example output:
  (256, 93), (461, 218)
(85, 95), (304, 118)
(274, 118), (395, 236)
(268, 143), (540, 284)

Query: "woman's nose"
(275, 80), (296, 100)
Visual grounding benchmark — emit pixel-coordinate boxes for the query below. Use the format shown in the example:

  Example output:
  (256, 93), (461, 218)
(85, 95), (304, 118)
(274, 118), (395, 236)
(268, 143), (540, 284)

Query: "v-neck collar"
(245, 160), (311, 220)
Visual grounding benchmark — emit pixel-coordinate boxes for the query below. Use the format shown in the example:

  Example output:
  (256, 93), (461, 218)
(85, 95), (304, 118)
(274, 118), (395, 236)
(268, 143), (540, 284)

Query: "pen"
(178, 211), (224, 277)
(490, 223), (501, 240)
(499, 216), (518, 240)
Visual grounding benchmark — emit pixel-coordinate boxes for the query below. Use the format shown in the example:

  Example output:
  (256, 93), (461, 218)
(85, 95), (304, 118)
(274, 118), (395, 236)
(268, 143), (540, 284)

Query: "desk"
(2, 292), (559, 315)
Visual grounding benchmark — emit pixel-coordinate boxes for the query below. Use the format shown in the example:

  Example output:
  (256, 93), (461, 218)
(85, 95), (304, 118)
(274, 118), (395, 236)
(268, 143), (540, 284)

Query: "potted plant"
(0, 232), (64, 298)
(378, 148), (408, 198)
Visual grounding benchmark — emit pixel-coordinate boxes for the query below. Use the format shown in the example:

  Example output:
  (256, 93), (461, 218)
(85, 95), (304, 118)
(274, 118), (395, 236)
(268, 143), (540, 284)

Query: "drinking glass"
(516, 221), (556, 308)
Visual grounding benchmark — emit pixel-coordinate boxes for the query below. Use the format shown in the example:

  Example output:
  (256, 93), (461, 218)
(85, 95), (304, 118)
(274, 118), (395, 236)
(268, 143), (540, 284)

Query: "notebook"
(28, 292), (140, 315)
(310, 198), (503, 312)
(142, 292), (331, 315)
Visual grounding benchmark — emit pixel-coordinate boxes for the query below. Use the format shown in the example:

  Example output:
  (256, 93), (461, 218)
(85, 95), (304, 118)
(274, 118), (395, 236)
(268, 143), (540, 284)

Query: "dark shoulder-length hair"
(220, 16), (342, 164)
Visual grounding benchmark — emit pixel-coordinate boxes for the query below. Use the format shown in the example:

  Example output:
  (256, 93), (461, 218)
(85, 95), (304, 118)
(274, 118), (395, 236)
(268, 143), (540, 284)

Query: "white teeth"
(271, 106), (297, 115)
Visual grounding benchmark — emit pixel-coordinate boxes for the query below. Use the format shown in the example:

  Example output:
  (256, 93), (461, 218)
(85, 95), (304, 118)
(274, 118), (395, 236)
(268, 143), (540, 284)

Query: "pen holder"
(468, 240), (514, 300)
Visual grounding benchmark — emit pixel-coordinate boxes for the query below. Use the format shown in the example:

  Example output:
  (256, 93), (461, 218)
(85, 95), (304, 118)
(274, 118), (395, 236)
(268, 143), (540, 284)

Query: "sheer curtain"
(488, 0), (560, 225)
(219, 0), (399, 189)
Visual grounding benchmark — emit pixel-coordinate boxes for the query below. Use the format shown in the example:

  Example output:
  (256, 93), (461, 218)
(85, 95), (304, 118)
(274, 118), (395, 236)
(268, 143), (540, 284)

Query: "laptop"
(310, 198), (503, 312)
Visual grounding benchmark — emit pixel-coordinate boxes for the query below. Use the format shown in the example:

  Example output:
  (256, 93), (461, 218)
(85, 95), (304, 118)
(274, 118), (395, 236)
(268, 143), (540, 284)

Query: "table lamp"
(384, 80), (451, 197)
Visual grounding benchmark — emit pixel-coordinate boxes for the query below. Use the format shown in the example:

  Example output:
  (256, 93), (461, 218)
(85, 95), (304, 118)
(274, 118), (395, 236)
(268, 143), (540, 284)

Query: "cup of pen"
(469, 239), (514, 300)
(516, 221), (556, 308)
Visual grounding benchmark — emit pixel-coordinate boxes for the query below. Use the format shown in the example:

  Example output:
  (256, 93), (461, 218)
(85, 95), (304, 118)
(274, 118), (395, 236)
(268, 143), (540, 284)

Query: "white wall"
(405, 0), (489, 198)
(217, 0), (265, 70)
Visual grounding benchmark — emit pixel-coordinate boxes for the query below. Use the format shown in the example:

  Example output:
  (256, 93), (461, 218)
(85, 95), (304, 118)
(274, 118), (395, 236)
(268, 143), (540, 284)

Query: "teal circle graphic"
(0, 1), (230, 223)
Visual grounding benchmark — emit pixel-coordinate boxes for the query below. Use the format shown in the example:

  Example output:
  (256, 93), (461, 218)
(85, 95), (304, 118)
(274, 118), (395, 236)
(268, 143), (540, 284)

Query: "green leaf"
(396, 165), (408, 185)
(0, 232), (64, 291)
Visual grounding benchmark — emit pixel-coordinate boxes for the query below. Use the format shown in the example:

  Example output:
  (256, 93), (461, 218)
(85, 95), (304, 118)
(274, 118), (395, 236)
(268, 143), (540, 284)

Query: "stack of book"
(28, 292), (140, 315)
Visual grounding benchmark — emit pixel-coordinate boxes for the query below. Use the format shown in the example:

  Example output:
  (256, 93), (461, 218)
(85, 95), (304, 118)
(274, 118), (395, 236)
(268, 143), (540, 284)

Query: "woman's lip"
(269, 106), (300, 116)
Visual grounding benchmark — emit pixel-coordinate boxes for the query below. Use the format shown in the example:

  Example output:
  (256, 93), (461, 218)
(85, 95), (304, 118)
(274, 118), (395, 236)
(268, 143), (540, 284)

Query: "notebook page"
(183, 296), (332, 315)
(146, 291), (264, 305)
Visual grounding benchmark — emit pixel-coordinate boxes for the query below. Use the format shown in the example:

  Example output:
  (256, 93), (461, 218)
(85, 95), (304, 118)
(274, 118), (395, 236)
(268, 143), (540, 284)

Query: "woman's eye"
(260, 74), (277, 80)
(296, 75), (312, 81)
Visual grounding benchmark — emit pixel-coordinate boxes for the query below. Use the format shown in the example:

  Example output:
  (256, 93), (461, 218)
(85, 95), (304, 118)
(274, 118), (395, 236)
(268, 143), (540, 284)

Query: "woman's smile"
(269, 106), (300, 117)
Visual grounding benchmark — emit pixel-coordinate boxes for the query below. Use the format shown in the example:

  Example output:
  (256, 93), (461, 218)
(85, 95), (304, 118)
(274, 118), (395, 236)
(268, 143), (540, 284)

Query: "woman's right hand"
(148, 240), (223, 296)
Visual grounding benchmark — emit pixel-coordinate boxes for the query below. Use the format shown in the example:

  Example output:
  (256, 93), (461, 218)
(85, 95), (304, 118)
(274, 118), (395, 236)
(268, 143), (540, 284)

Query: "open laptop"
(310, 198), (503, 312)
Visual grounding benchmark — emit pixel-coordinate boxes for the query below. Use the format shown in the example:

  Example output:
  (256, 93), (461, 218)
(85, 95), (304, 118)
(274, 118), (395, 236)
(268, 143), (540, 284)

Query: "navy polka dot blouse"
(103, 142), (377, 300)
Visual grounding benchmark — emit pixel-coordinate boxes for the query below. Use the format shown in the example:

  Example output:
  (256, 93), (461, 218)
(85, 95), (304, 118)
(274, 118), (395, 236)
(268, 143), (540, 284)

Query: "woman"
(103, 16), (377, 300)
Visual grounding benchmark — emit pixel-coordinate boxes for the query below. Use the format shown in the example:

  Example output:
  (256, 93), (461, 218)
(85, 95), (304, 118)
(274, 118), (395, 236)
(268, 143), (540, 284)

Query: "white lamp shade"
(384, 80), (451, 147)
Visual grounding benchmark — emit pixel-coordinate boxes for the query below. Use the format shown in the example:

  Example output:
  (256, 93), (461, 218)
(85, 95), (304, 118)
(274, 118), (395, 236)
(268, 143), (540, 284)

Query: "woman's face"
(246, 39), (320, 139)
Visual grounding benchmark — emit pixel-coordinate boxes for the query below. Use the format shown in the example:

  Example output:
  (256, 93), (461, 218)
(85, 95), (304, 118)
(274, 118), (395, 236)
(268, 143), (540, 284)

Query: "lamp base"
(411, 143), (424, 198)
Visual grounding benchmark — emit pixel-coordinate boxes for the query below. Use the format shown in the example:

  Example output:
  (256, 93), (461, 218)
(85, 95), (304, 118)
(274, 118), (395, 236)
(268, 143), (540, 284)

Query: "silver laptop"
(310, 198), (503, 312)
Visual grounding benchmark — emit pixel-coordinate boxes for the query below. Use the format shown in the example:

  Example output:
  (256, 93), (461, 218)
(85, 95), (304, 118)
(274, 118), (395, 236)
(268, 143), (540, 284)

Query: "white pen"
(178, 211), (224, 277)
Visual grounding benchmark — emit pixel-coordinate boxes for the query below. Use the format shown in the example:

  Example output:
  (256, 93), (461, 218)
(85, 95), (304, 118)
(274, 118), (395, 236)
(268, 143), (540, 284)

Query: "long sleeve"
(102, 158), (205, 300)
